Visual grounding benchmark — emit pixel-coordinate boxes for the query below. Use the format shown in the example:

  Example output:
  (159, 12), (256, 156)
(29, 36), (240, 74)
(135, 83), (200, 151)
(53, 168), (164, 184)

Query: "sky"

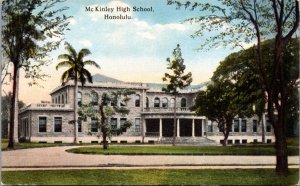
(3, 0), (244, 104)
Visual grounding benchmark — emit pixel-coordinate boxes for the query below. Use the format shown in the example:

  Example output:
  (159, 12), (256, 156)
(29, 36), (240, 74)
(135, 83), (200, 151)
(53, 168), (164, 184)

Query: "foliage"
(168, 0), (299, 174)
(2, 0), (71, 85)
(56, 42), (100, 86)
(2, 0), (70, 149)
(1, 94), (25, 139)
(167, 0), (297, 51)
(78, 89), (134, 149)
(162, 44), (192, 146)
(56, 42), (99, 144)
(162, 44), (192, 95)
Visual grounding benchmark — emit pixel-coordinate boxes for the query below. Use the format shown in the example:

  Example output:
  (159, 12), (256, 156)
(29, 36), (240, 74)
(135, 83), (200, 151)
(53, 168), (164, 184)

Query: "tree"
(167, 0), (299, 175)
(2, 0), (70, 149)
(1, 93), (25, 139)
(78, 90), (133, 149)
(56, 42), (100, 144)
(162, 44), (192, 146)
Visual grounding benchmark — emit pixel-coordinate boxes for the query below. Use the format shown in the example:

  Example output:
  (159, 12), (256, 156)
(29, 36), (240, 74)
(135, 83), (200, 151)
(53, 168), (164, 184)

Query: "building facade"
(19, 74), (275, 144)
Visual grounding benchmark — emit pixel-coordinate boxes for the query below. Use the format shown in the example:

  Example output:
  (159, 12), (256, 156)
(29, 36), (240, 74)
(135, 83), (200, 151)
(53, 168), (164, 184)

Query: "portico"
(142, 113), (206, 139)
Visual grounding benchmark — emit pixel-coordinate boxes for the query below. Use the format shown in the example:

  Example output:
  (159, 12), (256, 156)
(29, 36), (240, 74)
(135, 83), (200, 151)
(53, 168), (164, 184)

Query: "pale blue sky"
(15, 0), (244, 103)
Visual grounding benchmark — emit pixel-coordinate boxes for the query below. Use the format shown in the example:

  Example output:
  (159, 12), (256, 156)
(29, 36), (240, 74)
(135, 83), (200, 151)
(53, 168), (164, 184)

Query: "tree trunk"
(261, 113), (266, 143)
(275, 120), (288, 174)
(99, 103), (108, 149)
(222, 132), (229, 146)
(7, 63), (18, 149)
(14, 69), (20, 143)
(172, 95), (177, 146)
(73, 77), (79, 144)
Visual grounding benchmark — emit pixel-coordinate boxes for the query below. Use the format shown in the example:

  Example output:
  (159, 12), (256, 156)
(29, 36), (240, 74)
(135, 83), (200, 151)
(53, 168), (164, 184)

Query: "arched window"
(77, 92), (82, 106)
(170, 98), (175, 108)
(162, 98), (168, 108)
(154, 97), (160, 108)
(135, 94), (140, 107)
(146, 97), (149, 108)
(58, 95), (61, 104)
(91, 92), (99, 105)
(62, 95), (64, 104)
(181, 98), (187, 108)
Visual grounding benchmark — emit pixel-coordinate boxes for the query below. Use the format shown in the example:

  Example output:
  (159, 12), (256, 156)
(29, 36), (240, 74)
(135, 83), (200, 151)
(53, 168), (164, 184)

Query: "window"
(91, 118), (98, 132)
(135, 95), (140, 107)
(266, 120), (271, 132)
(253, 120), (257, 132)
(39, 117), (47, 132)
(181, 98), (187, 107)
(65, 92), (68, 104)
(146, 97), (149, 108)
(162, 98), (168, 108)
(91, 92), (98, 105)
(58, 96), (61, 104)
(54, 117), (62, 132)
(170, 98), (175, 108)
(77, 92), (82, 106)
(207, 120), (213, 132)
(78, 120), (82, 132)
(135, 118), (141, 132)
(120, 118), (127, 132)
(154, 97), (160, 108)
(62, 95), (64, 104)
(52, 98), (54, 103)
(55, 98), (57, 104)
(111, 118), (117, 129)
(241, 120), (247, 132)
(233, 120), (239, 132)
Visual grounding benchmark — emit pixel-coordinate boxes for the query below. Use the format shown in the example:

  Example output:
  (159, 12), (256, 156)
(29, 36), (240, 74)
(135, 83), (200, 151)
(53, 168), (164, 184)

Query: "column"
(192, 119), (195, 137)
(202, 119), (205, 137)
(177, 119), (180, 137)
(159, 118), (162, 138)
(141, 117), (145, 143)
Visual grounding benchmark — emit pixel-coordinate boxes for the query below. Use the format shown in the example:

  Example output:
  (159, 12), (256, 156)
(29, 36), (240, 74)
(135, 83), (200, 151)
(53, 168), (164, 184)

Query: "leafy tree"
(2, 0), (70, 149)
(168, 0), (299, 175)
(162, 44), (192, 146)
(56, 42), (100, 144)
(78, 90), (134, 149)
(1, 93), (25, 139)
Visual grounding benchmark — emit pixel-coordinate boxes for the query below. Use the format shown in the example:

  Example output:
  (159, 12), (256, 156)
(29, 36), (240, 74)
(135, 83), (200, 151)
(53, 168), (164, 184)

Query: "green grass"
(287, 137), (299, 146)
(1, 139), (95, 151)
(67, 144), (299, 156)
(2, 169), (298, 185)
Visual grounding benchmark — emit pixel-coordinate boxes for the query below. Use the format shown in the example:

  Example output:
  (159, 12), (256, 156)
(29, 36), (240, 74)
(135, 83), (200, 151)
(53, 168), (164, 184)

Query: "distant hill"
(93, 74), (123, 83)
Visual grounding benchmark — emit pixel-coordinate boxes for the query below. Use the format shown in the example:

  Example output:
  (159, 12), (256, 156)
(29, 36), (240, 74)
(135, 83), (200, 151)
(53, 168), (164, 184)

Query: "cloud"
(69, 18), (77, 25)
(78, 39), (93, 47)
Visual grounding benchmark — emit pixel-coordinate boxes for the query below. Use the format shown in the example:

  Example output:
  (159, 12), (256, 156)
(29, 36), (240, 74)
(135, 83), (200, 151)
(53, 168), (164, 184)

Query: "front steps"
(155, 137), (220, 146)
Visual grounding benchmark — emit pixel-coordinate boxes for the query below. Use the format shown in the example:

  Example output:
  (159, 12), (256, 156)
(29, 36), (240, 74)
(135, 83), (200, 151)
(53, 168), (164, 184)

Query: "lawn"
(67, 144), (299, 156)
(1, 139), (94, 151)
(2, 169), (298, 185)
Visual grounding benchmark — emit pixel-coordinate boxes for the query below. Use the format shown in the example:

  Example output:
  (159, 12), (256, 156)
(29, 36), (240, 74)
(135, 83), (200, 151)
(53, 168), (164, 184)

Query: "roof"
(51, 74), (208, 94)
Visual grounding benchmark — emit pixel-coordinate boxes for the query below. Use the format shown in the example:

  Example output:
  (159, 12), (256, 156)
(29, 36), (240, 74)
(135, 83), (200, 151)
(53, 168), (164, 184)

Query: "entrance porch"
(144, 118), (205, 138)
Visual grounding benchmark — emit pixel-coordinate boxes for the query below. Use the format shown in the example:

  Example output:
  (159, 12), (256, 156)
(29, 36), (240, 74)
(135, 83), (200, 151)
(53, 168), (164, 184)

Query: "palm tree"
(56, 42), (100, 143)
